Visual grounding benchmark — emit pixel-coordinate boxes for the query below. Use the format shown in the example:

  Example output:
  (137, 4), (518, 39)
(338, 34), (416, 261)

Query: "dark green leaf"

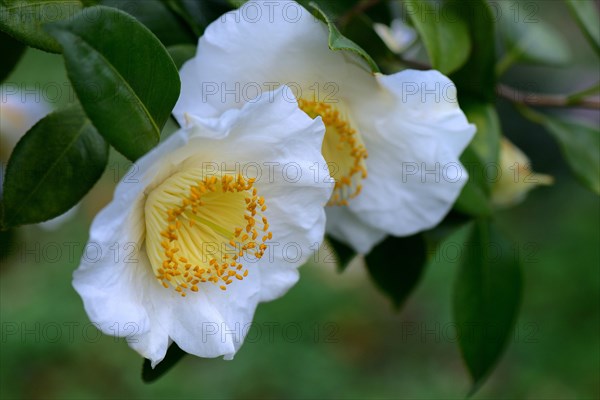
(46, 6), (181, 161)
(142, 343), (187, 383)
(404, 0), (470, 74)
(0, 30), (25, 82)
(167, 44), (196, 70)
(309, 2), (379, 73)
(326, 235), (356, 272)
(365, 234), (427, 309)
(0, 0), (85, 53)
(448, 0), (496, 101)
(1, 105), (108, 228)
(453, 220), (522, 392)
(543, 116), (600, 195)
(453, 147), (493, 217)
(462, 101), (501, 167)
(100, 0), (195, 46)
(565, 0), (600, 56)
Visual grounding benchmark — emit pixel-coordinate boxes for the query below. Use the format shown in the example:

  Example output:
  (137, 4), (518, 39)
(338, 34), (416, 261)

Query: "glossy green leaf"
(327, 236), (356, 272)
(565, 0), (600, 56)
(0, 0), (85, 53)
(404, 0), (470, 74)
(543, 116), (600, 195)
(46, 6), (181, 161)
(0, 30), (25, 82)
(100, 0), (195, 46)
(453, 147), (493, 217)
(309, 2), (379, 73)
(1, 105), (108, 228)
(448, 0), (496, 102)
(142, 343), (186, 383)
(167, 44), (196, 70)
(462, 101), (501, 167)
(497, 1), (570, 74)
(365, 234), (427, 309)
(453, 220), (522, 392)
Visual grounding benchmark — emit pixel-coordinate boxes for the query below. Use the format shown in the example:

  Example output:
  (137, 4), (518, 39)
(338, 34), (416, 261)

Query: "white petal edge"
(344, 69), (476, 239)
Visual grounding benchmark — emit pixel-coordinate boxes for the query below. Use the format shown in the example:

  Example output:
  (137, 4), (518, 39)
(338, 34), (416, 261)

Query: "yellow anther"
(146, 169), (273, 295)
(297, 98), (368, 206)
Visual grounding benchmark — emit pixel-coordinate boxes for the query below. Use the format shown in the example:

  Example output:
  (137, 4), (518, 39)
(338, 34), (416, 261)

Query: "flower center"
(298, 99), (368, 206)
(144, 169), (272, 297)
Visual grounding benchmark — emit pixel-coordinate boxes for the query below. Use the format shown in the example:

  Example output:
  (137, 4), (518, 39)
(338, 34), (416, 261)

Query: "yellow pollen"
(297, 98), (368, 206)
(145, 169), (273, 297)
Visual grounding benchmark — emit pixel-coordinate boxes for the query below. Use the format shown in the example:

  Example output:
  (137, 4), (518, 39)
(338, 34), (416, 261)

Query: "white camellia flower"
(174, 1), (476, 254)
(73, 89), (333, 366)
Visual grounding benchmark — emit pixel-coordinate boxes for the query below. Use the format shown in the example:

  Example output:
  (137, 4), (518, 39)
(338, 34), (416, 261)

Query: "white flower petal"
(72, 246), (151, 338)
(254, 165), (330, 301)
(74, 88), (331, 363)
(186, 89), (333, 303)
(325, 206), (387, 254)
(346, 70), (476, 237)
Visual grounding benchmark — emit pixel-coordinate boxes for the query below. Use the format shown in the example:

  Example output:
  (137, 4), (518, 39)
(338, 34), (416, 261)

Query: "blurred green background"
(1, 0), (599, 398)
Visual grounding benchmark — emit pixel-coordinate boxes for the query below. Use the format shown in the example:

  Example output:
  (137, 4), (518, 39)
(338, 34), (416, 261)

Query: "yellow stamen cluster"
(298, 98), (368, 206)
(145, 171), (272, 297)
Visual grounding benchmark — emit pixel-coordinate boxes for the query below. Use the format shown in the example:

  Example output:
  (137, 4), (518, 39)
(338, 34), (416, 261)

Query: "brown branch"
(496, 84), (600, 110)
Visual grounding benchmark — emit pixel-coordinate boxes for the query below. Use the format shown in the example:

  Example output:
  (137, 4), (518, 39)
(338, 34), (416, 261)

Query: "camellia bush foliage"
(0, 0), (598, 395)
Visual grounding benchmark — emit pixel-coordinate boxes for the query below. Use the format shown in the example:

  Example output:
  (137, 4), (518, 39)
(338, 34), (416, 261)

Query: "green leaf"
(453, 220), (522, 392)
(46, 6), (181, 161)
(326, 236), (356, 272)
(454, 179), (492, 217)
(365, 234), (427, 309)
(462, 101), (501, 167)
(308, 2), (379, 73)
(99, 0), (195, 46)
(543, 116), (600, 195)
(142, 343), (186, 383)
(0, 0), (85, 53)
(167, 44), (196, 70)
(448, 0), (496, 102)
(565, 0), (600, 56)
(1, 105), (108, 228)
(497, 1), (570, 74)
(0, 30), (25, 82)
(404, 0), (470, 74)
(453, 147), (493, 217)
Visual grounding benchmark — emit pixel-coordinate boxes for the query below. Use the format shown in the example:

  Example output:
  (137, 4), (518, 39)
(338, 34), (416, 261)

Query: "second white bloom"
(175, 1), (476, 254)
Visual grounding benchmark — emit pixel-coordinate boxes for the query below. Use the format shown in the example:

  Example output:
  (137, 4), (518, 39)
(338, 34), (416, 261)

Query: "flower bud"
(492, 138), (553, 207)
